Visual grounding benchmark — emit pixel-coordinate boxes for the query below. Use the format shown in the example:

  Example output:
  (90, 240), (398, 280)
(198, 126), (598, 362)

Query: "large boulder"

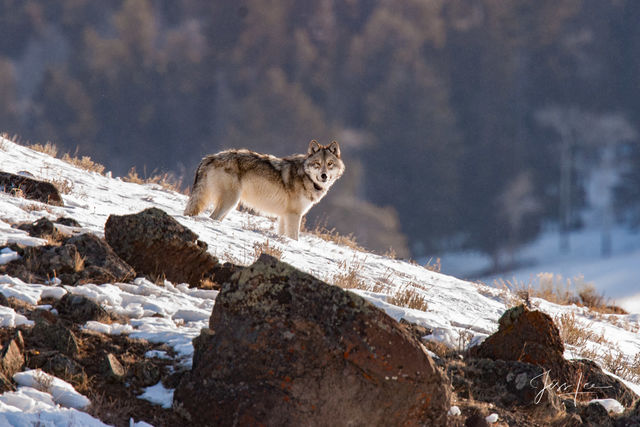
(0, 171), (63, 206)
(174, 254), (451, 426)
(104, 208), (229, 287)
(469, 305), (637, 407)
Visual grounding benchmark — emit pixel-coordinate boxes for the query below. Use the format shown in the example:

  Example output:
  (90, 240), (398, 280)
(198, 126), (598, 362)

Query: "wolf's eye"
(313, 162), (321, 168)
(327, 162), (334, 168)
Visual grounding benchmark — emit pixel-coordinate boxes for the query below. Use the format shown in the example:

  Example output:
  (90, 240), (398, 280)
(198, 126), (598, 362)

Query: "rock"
(31, 318), (80, 356)
(0, 336), (24, 379)
(0, 293), (9, 307)
(66, 233), (135, 284)
(55, 217), (81, 227)
(28, 351), (87, 384)
(104, 353), (126, 382)
(400, 318), (433, 341)
(132, 359), (161, 387)
(0, 372), (13, 393)
(448, 358), (565, 420)
(17, 217), (69, 241)
(55, 293), (111, 323)
(464, 408), (490, 427)
(580, 401), (613, 427)
(470, 305), (565, 370)
(0, 171), (63, 206)
(469, 305), (637, 408)
(1, 233), (134, 285)
(104, 207), (223, 287)
(174, 255), (451, 426)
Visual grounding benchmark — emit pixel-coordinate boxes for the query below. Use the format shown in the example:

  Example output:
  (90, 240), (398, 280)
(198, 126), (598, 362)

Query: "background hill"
(2, 0), (640, 267)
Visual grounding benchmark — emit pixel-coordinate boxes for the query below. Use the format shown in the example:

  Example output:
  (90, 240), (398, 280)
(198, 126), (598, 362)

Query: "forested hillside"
(1, 0), (639, 265)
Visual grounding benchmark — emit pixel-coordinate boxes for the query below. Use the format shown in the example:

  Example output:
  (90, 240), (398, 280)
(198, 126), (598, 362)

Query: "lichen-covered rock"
(174, 254), (451, 426)
(0, 233), (135, 285)
(469, 305), (637, 407)
(104, 207), (226, 287)
(55, 293), (112, 323)
(448, 358), (565, 421)
(66, 233), (135, 284)
(30, 317), (80, 357)
(0, 171), (63, 206)
(17, 217), (69, 240)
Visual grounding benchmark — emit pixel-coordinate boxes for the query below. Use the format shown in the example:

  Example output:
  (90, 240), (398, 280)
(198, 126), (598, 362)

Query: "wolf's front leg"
(282, 213), (302, 240)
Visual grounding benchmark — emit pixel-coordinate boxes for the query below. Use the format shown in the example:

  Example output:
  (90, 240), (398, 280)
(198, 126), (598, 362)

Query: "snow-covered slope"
(1, 137), (639, 424)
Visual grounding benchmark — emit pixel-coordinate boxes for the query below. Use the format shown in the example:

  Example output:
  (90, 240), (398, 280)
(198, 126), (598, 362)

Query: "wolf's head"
(304, 140), (345, 189)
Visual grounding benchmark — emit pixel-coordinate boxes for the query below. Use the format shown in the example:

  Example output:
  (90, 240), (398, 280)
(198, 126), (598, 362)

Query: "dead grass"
(61, 153), (106, 174)
(253, 239), (283, 260)
(305, 221), (363, 252)
(22, 139), (107, 175)
(29, 142), (59, 157)
(32, 370), (54, 393)
(20, 203), (55, 214)
(123, 167), (185, 193)
(555, 312), (604, 348)
(87, 391), (137, 426)
(49, 178), (74, 195)
(388, 285), (429, 311)
(496, 273), (626, 314)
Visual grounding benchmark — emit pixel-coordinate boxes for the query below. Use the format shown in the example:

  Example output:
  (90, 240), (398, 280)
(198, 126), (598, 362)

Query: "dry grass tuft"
(87, 391), (136, 426)
(253, 239), (283, 260)
(122, 167), (185, 193)
(555, 312), (603, 348)
(306, 222), (363, 251)
(32, 370), (54, 393)
(20, 203), (55, 214)
(49, 177), (74, 194)
(423, 257), (442, 273)
(388, 285), (429, 311)
(61, 153), (106, 174)
(496, 273), (626, 314)
(29, 142), (59, 157)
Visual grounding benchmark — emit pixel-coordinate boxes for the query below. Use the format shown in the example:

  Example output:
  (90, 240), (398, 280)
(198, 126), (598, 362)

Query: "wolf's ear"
(308, 140), (321, 154)
(327, 141), (341, 158)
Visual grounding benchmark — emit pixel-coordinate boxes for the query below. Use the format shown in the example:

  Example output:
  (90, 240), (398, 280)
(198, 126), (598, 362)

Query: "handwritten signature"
(530, 370), (613, 405)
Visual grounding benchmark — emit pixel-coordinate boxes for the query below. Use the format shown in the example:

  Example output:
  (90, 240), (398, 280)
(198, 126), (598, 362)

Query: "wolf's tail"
(184, 159), (209, 216)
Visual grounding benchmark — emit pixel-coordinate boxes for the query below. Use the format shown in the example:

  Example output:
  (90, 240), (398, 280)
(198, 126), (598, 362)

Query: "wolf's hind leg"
(210, 189), (241, 221)
(282, 213), (302, 240)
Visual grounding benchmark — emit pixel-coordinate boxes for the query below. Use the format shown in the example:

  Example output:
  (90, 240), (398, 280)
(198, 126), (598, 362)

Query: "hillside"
(1, 136), (640, 425)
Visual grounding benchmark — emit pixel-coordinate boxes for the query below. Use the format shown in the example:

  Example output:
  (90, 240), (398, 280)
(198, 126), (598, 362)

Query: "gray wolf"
(184, 140), (344, 239)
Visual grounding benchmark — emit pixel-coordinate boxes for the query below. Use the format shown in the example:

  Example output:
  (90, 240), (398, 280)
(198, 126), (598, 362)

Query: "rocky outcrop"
(105, 207), (236, 287)
(469, 305), (637, 407)
(174, 254), (451, 426)
(0, 171), (63, 206)
(1, 232), (135, 285)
